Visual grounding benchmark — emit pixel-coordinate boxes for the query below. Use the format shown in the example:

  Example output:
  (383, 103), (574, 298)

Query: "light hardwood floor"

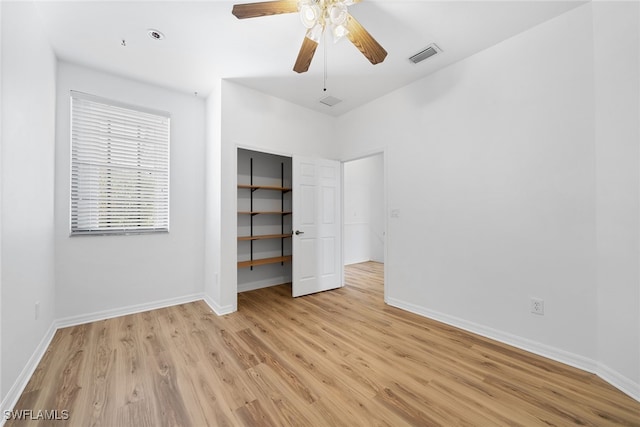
(6, 262), (640, 426)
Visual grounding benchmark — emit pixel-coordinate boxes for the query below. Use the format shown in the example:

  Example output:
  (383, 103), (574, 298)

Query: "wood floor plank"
(5, 262), (640, 426)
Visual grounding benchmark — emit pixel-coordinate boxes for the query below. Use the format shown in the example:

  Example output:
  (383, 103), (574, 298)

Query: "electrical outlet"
(531, 298), (544, 315)
(35, 301), (40, 320)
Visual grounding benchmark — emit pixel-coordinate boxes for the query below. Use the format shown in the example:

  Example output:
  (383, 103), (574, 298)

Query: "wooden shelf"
(238, 155), (292, 273)
(238, 211), (292, 216)
(238, 234), (292, 241)
(238, 184), (292, 193)
(238, 255), (292, 269)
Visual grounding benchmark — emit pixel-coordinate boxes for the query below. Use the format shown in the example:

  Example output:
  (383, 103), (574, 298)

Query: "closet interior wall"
(237, 148), (293, 293)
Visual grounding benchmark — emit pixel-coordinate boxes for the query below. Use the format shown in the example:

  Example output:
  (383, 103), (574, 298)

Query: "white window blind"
(70, 91), (170, 235)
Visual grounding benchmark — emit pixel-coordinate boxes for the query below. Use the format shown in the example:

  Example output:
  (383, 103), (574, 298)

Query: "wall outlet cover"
(531, 297), (544, 315)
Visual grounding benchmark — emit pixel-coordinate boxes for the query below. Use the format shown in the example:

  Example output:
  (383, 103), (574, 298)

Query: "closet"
(237, 148), (293, 292)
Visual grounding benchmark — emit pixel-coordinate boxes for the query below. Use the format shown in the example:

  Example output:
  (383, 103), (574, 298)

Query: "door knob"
(295, 230), (304, 235)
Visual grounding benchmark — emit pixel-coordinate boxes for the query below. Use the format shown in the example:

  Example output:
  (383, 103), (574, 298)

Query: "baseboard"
(237, 276), (290, 293)
(0, 322), (57, 427)
(597, 363), (640, 402)
(387, 297), (640, 402)
(344, 259), (370, 266)
(1, 292), (229, 425)
(55, 293), (204, 329)
(203, 294), (236, 316)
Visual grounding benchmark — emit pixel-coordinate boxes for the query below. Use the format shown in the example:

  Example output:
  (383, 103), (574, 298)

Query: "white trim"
(238, 277), (291, 293)
(386, 297), (597, 370)
(387, 296), (640, 402)
(0, 323), (57, 426)
(1, 293), (637, 425)
(344, 259), (372, 266)
(233, 143), (296, 308)
(0, 293), (237, 425)
(597, 363), (640, 402)
(203, 294), (235, 316)
(56, 293), (203, 329)
(235, 142), (294, 160)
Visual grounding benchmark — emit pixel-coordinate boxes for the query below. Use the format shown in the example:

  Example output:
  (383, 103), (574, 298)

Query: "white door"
(292, 156), (342, 297)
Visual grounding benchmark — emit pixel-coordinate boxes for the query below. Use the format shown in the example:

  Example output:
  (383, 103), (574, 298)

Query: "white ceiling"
(34, 0), (585, 116)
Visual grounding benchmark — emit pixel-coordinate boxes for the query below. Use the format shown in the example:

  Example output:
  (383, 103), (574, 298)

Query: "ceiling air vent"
(319, 95), (342, 107)
(409, 44), (442, 64)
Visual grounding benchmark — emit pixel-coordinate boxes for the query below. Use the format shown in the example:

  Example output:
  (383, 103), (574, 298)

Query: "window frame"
(69, 91), (170, 236)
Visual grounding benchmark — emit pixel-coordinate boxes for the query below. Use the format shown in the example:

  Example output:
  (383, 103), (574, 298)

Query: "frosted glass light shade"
(300, 4), (321, 29)
(331, 23), (349, 43)
(306, 23), (324, 42)
(328, 2), (347, 25)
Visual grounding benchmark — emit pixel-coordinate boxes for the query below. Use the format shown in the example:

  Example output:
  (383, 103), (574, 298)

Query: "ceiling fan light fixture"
(306, 23), (324, 42)
(331, 24), (349, 43)
(300, 4), (321, 28)
(328, 3), (347, 25)
(232, 0), (387, 73)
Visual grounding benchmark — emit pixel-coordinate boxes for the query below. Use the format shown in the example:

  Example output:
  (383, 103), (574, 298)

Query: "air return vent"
(409, 43), (442, 64)
(319, 95), (342, 107)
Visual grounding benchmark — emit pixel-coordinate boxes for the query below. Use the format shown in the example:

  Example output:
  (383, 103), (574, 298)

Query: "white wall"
(204, 81), (337, 313)
(0, 0), (4, 403)
(593, 1), (640, 396)
(1, 0), (57, 404)
(337, 2), (640, 399)
(339, 3), (600, 368)
(204, 81), (223, 313)
(344, 154), (384, 264)
(55, 62), (206, 321)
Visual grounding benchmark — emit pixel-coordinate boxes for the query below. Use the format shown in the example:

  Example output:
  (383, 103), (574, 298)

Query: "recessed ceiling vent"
(409, 43), (442, 64)
(319, 95), (342, 107)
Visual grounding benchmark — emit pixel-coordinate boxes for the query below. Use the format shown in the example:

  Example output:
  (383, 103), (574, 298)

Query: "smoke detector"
(409, 43), (442, 64)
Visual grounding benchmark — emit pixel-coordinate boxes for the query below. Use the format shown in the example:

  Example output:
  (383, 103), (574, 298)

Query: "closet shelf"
(238, 156), (291, 272)
(238, 184), (292, 193)
(237, 255), (292, 269)
(238, 233), (292, 241)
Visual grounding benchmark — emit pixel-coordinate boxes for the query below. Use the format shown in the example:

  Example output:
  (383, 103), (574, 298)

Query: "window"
(70, 91), (170, 235)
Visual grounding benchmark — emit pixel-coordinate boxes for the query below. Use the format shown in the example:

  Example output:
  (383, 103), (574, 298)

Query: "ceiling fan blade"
(232, 0), (299, 19)
(293, 36), (319, 73)
(344, 13), (387, 65)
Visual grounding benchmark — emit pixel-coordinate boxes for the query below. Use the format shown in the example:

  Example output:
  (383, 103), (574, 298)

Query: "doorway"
(343, 153), (385, 268)
(236, 147), (343, 299)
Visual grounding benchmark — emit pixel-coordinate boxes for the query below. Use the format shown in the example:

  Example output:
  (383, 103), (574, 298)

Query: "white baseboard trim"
(1, 292), (229, 425)
(203, 294), (236, 316)
(56, 293), (205, 329)
(344, 259), (370, 266)
(597, 362), (640, 402)
(385, 297), (639, 402)
(0, 322), (57, 427)
(238, 276), (290, 293)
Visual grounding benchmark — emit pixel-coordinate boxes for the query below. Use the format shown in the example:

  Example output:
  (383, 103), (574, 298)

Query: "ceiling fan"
(232, 0), (387, 73)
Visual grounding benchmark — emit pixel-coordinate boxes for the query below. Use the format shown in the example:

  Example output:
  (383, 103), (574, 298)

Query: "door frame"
(233, 144), (346, 301)
(233, 143), (296, 306)
(341, 148), (388, 303)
